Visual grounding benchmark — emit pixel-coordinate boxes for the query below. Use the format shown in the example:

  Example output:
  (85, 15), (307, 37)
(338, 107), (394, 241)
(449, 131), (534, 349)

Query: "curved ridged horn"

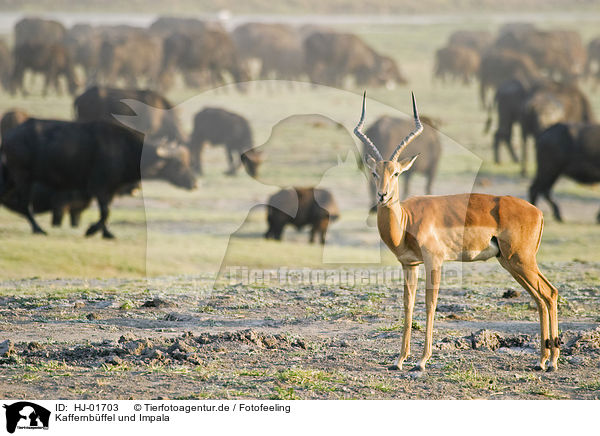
(390, 92), (423, 161)
(353, 91), (384, 162)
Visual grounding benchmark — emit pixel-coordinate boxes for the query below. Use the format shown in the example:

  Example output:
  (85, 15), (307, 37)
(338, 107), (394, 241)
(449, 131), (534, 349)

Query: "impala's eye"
(372, 172), (378, 179)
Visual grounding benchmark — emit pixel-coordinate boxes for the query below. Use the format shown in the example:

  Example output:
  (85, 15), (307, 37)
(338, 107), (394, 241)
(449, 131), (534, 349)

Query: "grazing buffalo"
(189, 107), (262, 176)
(478, 49), (540, 107)
(10, 42), (79, 96)
(304, 31), (406, 88)
(434, 45), (480, 84)
(98, 30), (162, 88)
(265, 187), (339, 244)
(159, 28), (248, 91)
(74, 86), (185, 144)
(0, 119), (196, 238)
(232, 23), (305, 81)
(530, 123), (600, 222)
(362, 115), (441, 206)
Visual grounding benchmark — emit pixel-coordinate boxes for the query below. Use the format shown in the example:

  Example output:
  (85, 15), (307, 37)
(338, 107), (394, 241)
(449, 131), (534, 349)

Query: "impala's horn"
(390, 92), (423, 161)
(353, 91), (384, 162)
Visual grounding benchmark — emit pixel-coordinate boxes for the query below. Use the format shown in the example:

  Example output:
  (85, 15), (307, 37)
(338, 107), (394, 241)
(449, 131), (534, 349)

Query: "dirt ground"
(1, 263), (599, 400)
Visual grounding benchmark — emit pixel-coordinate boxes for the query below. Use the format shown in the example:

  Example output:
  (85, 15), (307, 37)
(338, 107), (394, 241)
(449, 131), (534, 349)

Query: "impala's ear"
(365, 154), (377, 171)
(398, 154), (419, 171)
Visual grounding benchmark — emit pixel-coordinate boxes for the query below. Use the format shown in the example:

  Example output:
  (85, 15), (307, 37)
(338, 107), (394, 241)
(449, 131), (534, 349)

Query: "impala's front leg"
(415, 261), (441, 371)
(389, 264), (418, 370)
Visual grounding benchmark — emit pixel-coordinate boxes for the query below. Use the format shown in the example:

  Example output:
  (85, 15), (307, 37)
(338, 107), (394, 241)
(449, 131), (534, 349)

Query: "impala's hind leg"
(498, 255), (559, 371)
(389, 264), (418, 370)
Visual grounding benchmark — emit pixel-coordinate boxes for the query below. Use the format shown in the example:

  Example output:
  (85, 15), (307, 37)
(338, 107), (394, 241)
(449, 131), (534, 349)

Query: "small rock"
(86, 312), (100, 320)
(0, 340), (14, 357)
(105, 355), (123, 365)
(142, 298), (172, 308)
(471, 329), (501, 351)
(502, 289), (521, 299)
(165, 312), (189, 321)
(73, 301), (85, 309)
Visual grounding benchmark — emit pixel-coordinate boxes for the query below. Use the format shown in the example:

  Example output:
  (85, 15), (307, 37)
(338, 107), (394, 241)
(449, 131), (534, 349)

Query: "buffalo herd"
(1, 15), (600, 243)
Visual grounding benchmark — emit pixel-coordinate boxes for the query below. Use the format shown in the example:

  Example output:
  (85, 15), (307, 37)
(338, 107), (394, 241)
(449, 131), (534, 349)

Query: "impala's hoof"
(546, 365), (557, 373)
(533, 364), (546, 372)
(409, 365), (425, 372)
(387, 364), (401, 371)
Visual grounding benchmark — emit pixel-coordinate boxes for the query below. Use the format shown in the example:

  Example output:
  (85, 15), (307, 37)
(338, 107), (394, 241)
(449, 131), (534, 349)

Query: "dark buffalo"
(447, 29), (493, 54)
(434, 45), (480, 84)
(14, 17), (66, 48)
(304, 31), (406, 88)
(74, 86), (185, 143)
(10, 42), (79, 96)
(0, 119), (196, 238)
(265, 187), (339, 244)
(519, 80), (594, 175)
(232, 23), (305, 81)
(530, 123), (600, 222)
(159, 28), (248, 91)
(188, 107), (262, 176)
(485, 78), (528, 164)
(362, 115), (441, 205)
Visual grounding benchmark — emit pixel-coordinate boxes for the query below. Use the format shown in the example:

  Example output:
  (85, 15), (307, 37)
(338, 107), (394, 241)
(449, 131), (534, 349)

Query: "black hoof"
(102, 232), (115, 240)
(533, 365), (545, 371)
(33, 228), (47, 235)
(409, 365), (424, 372)
(546, 366), (557, 373)
(387, 364), (400, 371)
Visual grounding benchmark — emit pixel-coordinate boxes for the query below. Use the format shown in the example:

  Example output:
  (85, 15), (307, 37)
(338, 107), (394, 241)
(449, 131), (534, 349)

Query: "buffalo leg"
(14, 178), (46, 234)
(225, 147), (237, 175)
(51, 207), (65, 227)
(70, 208), (83, 228)
(86, 194), (114, 238)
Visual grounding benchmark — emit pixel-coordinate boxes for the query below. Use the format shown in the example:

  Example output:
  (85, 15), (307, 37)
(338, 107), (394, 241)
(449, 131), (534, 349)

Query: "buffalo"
(10, 42), (79, 96)
(362, 115), (441, 206)
(304, 31), (406, 88)
(0, 109), (29, 140)
(0, 119), (196, 238)
(434, 45), (480, 84)
(232, 23), (305, 81)
(159, 28), (248, 91)
(188, 107), (262, 176)
(265, 187), (339, 244)
(530, 123), (600, 223)
(585, 37), (600, 88)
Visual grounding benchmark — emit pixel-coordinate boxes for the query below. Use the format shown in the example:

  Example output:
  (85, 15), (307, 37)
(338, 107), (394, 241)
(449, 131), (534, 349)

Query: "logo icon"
(3, 402), (50, 434)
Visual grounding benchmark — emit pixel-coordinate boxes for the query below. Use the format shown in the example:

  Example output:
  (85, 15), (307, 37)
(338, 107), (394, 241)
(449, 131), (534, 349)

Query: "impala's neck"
(377, 196), (409, 251)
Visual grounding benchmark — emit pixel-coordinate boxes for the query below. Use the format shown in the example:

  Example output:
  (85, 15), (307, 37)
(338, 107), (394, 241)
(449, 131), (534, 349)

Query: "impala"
(355, 92), (560, 372)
